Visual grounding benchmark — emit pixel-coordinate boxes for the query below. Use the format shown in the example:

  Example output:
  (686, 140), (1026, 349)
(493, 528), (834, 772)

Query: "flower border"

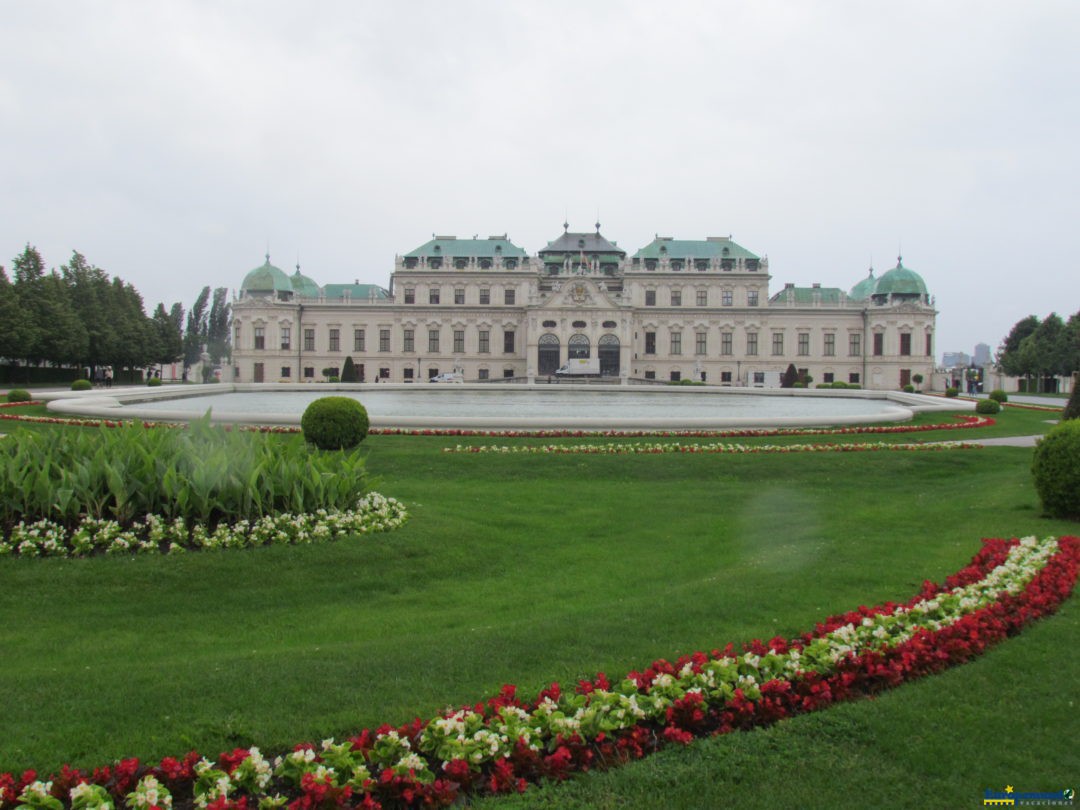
(445, 440), (984, 456)
(1, 404), (996, 438)
(2, 535), (1075, 810)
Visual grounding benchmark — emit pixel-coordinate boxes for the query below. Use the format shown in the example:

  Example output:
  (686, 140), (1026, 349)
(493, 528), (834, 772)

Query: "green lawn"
(0, 406), (1076, 807)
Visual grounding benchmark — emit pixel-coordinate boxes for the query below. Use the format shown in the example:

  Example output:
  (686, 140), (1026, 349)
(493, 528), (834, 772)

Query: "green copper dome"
(241, 256), (293, 295)
(849, 268), (877, 301)
(873, 258), (928, 297)
(290, 268), (320, 299)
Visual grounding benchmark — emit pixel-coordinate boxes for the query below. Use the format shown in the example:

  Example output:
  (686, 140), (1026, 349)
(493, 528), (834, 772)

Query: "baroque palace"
(232, 225), (936, 389)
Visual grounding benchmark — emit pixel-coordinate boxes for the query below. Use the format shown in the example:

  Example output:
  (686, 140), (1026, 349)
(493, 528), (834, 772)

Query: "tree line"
(0, 244), (231, 381)
(996, 310), (1080, 391)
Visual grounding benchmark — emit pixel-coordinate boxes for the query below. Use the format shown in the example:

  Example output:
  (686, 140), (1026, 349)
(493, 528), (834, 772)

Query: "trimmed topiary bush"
(975, 398), (1001, 414)
(5, 389), (31, 403)
(71, 379), (92, 391)
(902, 384), (915, 393)
(301, 396), (369, 450)
(989, 389), (1008, 403)
(1032, 419), (1080, 519)
(1062, 385), (1080, 421)
(147, 377), (163, 387)
(946, 387), (959, 398)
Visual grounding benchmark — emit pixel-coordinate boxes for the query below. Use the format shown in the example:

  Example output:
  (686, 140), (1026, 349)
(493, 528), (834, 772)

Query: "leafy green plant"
(301, 397), (369, 450)
(902, 384), (915, 393)
(71, 379), (92, 391)
(0, 416), (367, 533)
(5, 389), (31, 403)
(975, 398), (1001, 414)
(147, 377), (163, 387)
(946, 387), (959, 398)
(1032, 419), (1080, 518)
(989, 389), (1008, 403)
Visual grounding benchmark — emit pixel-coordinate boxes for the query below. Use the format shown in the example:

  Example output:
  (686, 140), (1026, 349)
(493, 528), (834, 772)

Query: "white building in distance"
(232, 225), (937, 390)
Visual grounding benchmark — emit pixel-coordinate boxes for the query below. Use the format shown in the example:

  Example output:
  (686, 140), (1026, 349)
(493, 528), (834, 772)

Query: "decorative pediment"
(541, 279), (622, 310)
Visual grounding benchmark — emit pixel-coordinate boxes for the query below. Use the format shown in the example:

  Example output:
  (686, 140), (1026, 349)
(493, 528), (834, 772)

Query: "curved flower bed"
(2, 535), (1075, 810)
(0, 493), (407, 559)
(445, 441), (984, 456)
(1, 404), (994, 438)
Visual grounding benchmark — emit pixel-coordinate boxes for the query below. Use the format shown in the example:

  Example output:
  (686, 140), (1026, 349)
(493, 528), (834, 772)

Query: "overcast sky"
(2, 1), (1077, 359)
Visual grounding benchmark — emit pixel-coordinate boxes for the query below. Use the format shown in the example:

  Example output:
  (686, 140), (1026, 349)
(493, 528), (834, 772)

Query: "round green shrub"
(1032, 419), (1080, 519)
(1061, 385), (1080, 421)
(975, 398), (1001, 414)
(902, 384), (915, 393)
(5, 389), (31, 403)
(147, 377), (163, 387)
(301, 396), (369, 450)
(945, 387), (959, 398)
(989, 389), (1008, 403)
(71, 379), (92, 391)
(792, 381), (805, 388)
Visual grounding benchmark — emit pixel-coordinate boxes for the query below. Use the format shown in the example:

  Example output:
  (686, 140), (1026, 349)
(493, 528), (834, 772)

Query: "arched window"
(598, 334), (620, 377)
(538, 333), (560, 375)
(568, 333), (590, 359)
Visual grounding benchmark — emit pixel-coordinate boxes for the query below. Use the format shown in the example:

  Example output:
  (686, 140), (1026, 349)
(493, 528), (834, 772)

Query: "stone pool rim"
(39, 383), (973, 432)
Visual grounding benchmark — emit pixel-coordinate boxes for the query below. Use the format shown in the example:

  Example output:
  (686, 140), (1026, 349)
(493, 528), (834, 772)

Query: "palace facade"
(231, 226), (937, 389)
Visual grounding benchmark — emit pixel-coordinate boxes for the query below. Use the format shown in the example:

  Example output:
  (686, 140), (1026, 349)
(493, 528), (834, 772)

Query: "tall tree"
(152, 302), (184, 366)
(183, 286), (211, 368)
(0, 266), (33, 363)
(996, 315), (1040, 378)
(1030, 313), (1066, 390)
(1062, 310), (1080, 377)
(61, 251), (116, 373)
(206, 287), (231, 364)
(107, 278), (157, 373)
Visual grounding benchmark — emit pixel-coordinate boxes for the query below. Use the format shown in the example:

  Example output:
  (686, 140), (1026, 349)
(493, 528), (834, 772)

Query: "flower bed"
(0, 493), (407, 559)
(0, 404), (994, 438)
(445, 441), (983, 456)
(2, 535), (1075, 810)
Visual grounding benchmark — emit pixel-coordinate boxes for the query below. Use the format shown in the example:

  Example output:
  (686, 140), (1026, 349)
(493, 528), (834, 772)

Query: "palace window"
(720, 332), (733, 355)
(797, 332), (810, 356)
(926, 334), (933, 357)
(428, 329), (440, 353)
(823, 372), (835, 383)
(281, 366), (291, 378)
(670, 290), (682, 307)
(478, 368), (489, 380)
(645, 290), (656, 306)
(670, 332), (682, 355)
(329, 329), (340, 352)
(849, 333), (861, 356)
(721, 371), (732, 383)
(379, 329), (390, 352)
(454, 288), (465, 305)
(696, 289), (707, 306)
(695, 332), (707, 355)
(772, 333), (784, 356)
(873, 333), (884, 356)
(478, 330), (490, 353)
(479, 288), (490, 305)
(404, 288), (415, 304)
(722, 290), (733, 307)
(849, 372), (861, 384)
(824, 333), (835, 357)
(747, 290), (759, 307)
(254, 327), (265, 350)
(403, 329), (414, 353)
(354, 329), (365, 352)
(644, 332), (656, 355)
(504, 289), (515, 305)
(304, 329), (315, 352)
(304, 367), (314, 379)
(746, 333), (758, 356)
(280, 327), (290, 351)
(429, 288), (440, 305)
(900, 333), (912, 356)
(454, 330), (465, 353)
(503, 330), (515, 353)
